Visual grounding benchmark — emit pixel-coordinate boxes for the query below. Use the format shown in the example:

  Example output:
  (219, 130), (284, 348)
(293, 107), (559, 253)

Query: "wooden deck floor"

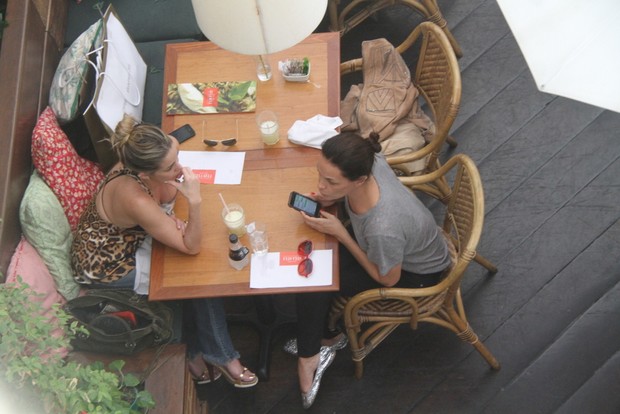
(198, 1), (620, 412)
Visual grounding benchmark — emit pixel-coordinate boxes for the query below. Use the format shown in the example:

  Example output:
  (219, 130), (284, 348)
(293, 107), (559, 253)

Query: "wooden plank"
(452, 32), (527, 131)
(410, 170), (620, 412)
(483, 282), (620, 413)
(476, 98), (603, 213)
(556, 350), (620, 414)
(441, 0), (511, 71)
(475, 111), (620, 266)
(450, 70), (556, 163)
(0, 0), (47, 277)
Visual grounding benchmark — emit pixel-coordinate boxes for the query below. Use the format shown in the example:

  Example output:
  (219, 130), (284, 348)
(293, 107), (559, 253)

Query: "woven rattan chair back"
(330, 154), (500, 379)
(340, 21), (461, 177)
(327, 0), (463, 57)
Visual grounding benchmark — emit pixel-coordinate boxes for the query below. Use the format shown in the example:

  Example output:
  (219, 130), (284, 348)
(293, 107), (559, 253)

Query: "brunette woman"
(293, 132), (451, 407)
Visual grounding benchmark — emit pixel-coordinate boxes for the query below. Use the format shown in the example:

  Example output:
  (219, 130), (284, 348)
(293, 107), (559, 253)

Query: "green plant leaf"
(0, 279), (155, 412)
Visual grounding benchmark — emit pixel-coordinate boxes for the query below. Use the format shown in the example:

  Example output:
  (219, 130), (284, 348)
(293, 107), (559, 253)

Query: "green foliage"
(0, 278), (155, 413)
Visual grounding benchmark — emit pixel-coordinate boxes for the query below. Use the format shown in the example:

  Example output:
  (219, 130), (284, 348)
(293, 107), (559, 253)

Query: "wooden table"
(151, 33), (341, 379)
(152, 32), (340, 300)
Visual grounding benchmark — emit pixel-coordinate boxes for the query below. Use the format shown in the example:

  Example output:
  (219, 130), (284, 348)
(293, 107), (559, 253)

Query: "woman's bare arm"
(301, 210), (401, 286)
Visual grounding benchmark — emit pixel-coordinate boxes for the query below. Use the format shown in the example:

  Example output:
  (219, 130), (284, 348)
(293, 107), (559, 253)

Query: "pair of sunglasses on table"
(297, 240), (314, 277)
(202, 119), (238, 147)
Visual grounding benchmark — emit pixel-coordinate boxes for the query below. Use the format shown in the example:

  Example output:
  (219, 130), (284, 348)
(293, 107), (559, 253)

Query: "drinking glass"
(247, 222), (269, 256)
(221, 203), (246, 236)
(256, 110), (280, 145)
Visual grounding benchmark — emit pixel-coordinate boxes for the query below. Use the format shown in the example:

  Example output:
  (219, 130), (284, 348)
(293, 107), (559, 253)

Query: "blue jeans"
(87, 269), (137, 289)
(185, 298), (240, 366)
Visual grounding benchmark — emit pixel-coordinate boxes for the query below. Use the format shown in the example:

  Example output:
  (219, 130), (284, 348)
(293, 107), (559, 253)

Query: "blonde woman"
(71, 115), (257, 388)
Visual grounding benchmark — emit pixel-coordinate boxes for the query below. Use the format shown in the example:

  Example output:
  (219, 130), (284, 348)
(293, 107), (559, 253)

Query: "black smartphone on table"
(288, 191), (321, 217)
(169, 124), (195, 143)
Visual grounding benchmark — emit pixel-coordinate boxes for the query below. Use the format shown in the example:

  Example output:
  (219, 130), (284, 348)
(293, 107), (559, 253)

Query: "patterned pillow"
(31, 106), (105, 231)
(19, 171), (79, 300)
(49, 19), (103, 123)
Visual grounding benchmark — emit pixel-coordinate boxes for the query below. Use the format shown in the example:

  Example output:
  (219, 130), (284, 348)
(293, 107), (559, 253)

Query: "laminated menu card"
(166, 81), (257, 115)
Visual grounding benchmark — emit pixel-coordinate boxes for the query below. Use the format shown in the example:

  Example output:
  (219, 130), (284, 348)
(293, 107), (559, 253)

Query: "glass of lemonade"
(221, 203), (246, 236)
(256, 110), (280, 145)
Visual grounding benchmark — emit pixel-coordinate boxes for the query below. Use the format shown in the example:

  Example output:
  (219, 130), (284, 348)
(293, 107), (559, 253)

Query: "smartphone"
(169, 124), (195, 144)
(288, 191), (321, 217)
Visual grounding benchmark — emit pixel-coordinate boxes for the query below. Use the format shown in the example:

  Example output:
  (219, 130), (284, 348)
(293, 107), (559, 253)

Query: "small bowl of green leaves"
(279, 57), (311, 82)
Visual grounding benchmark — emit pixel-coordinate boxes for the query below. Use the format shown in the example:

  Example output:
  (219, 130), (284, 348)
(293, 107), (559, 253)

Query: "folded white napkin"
(287, 114), (343, 149)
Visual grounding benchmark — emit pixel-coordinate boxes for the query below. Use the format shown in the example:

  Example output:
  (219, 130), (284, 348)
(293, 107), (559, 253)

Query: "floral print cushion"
(31, 107), (105, 231)
(49, 19), (103, 123)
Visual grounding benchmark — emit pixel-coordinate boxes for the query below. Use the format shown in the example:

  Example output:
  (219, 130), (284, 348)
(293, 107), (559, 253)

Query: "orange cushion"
(31, 106), (105, 231)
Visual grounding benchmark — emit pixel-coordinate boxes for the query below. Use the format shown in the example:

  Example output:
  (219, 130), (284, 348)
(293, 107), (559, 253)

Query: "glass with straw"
(219, 193), (246, 236)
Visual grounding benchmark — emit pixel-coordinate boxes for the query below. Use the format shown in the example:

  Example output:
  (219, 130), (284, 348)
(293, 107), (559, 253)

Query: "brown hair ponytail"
(321, 132), (380, 181)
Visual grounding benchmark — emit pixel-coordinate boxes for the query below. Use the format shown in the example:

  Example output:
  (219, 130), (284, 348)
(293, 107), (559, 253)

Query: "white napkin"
(287, 114), (343, 149)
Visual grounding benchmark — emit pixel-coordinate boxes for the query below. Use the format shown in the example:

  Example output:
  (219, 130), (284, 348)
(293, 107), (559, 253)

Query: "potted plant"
(0, 278), (155, 413)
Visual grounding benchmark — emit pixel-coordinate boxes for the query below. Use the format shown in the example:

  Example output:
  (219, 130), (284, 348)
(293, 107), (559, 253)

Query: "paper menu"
(249, 250), (333, 289)
(178, 151), (245, 184)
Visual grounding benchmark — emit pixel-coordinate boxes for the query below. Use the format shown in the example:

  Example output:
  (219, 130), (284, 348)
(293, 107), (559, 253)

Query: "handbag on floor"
(64, 289), (173, 355)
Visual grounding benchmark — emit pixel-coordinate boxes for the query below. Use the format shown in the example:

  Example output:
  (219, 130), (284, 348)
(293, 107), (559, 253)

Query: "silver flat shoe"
(301, 346), (336, 409)
(283, 334), (348, 356)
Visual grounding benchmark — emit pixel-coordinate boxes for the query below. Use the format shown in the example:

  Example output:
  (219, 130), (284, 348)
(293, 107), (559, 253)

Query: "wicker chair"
(341, 21), (461, 178)
(328, 0), (463, 57)
(329, 154), (500, 379)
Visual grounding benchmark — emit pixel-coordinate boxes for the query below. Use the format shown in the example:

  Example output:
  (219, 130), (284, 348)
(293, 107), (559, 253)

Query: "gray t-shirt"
(345, 154), (451, 277)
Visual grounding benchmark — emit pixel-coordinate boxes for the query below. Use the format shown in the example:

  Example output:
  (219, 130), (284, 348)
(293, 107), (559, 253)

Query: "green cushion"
(65, 0), (203, 47)
(19, 171), (79, 300)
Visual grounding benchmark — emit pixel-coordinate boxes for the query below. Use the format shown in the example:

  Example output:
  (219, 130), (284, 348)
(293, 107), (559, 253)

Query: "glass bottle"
(228, 234), (249, 270)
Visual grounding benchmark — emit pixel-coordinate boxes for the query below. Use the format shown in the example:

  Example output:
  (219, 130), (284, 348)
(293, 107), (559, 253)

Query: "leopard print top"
(71, 169), (152, 284)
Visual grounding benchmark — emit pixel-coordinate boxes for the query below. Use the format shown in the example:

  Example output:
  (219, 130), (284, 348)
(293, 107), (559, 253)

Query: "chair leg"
(474, 253), (498, 274)
(446, 135), (458, 148)
(354, 360), (364, 379)
(327, 296), (348, 332)
(448, 307), (500, 370)
(461, 327), (501, 370)
(327, 0), (341, 32)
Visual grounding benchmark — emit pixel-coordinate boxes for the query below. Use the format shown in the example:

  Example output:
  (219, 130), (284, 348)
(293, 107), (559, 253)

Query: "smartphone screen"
(169, 124), (195, 144)
(288, 192), (321, 217)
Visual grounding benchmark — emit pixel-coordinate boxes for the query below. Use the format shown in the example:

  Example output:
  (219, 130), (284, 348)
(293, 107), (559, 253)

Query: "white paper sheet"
(178, 151), (245, 184)
(249, 250), (333, 288)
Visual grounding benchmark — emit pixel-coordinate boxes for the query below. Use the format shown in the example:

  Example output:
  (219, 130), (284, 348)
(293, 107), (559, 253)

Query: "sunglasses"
(202, 138), (237, 147)
(297, 240), (313, 277)
(202, 119), (238, 147)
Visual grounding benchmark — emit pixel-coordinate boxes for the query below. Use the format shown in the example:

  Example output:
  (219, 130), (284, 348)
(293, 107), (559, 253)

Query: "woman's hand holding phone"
(300, 209), (347, 240)
(288, 191), (321, 217)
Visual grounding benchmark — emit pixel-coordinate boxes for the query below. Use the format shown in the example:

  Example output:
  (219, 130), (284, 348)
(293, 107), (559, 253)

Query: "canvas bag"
(65, 289), (173, 355)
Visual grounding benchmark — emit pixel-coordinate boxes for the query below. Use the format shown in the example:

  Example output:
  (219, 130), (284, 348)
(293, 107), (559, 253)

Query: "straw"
(218, 192), (230, 214)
